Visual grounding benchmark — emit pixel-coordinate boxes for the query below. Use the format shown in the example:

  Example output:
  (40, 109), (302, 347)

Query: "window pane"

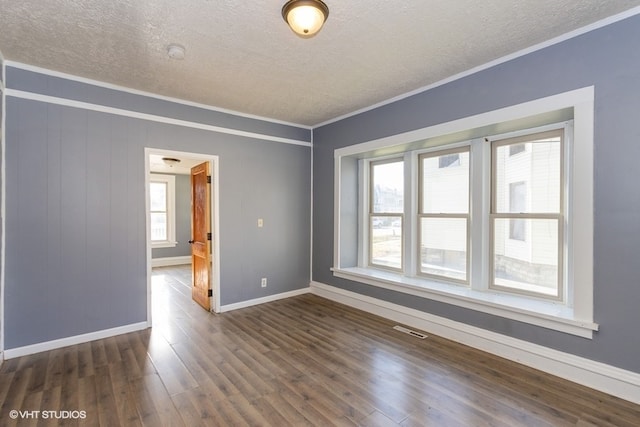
(371, 216), (402, 270)
(150, 182), (167, 211)
(421, 151), (469, 214)
(372, 161), (404, 214)
(150, 212), (167, 241)
(493, 218), (559, 297)
(494, 136), (561, 213)
(419, 217), (467, 281)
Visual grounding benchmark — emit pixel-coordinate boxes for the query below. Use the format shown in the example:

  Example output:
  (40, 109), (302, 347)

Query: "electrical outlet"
(261, 278), (267, 288)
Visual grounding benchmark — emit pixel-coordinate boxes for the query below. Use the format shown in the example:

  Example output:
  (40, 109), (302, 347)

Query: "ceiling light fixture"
(282, 0), (329, 38)
(162, 157), (181, 167)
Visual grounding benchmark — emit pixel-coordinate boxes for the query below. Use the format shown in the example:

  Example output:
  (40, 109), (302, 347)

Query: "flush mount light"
(282, 0), (329, 38)
(167, 44), (185, 60)
(162, 157), (181, 167)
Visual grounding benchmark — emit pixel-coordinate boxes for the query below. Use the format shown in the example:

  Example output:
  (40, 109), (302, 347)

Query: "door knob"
(188, 240), (194, 244)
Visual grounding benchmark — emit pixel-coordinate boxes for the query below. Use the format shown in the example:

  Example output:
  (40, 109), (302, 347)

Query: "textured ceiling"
(1, 1), (639, 126)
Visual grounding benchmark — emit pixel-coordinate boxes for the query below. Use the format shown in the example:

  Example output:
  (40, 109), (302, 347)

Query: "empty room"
(0, 1), (639, 425)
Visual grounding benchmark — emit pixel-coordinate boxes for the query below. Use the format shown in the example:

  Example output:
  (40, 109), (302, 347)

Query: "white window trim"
(150, 173), (178, 248)
(333, 87), (596, 338)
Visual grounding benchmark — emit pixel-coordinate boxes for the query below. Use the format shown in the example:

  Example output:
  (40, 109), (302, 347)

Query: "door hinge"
(207, 289), (213, 297)
(207, 175), (211, 184)
(207, 232), (212, 241)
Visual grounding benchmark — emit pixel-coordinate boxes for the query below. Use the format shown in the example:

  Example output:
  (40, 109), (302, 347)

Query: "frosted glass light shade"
(282, 0), (329, 38)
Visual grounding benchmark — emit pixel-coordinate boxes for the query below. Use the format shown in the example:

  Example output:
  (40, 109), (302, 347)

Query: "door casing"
(144, 148), (221, 325)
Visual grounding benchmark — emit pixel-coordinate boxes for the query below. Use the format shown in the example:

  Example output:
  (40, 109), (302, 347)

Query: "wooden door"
(190, 162), (211, 311)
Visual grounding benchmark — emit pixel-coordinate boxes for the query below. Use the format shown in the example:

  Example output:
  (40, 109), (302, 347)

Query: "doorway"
(144, 148), (220, 325)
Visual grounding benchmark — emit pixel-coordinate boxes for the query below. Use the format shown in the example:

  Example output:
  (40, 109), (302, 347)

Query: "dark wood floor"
(1, 265), (639, 426)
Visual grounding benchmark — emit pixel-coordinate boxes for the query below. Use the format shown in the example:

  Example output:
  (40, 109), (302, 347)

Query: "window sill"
(332, 267), (598, 338)
(152, 241), (178, 249)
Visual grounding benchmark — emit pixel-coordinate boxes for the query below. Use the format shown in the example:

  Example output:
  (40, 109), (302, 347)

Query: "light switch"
(258, 218), (263, 228)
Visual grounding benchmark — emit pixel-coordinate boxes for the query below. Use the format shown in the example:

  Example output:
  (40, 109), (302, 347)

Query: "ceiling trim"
(6, 88), (312, 147)
(4, 60), (313, 131)
(313, 5), (640, 129)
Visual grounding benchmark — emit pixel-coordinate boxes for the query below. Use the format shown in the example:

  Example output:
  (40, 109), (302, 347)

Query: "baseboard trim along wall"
(151, 256), (191, 268)
(219, 288), (310, 313)
(310, 281), (640, 405)
(4, 322), (148, 359)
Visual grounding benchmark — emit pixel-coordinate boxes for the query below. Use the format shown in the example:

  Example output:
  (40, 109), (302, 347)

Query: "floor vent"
(393, 325), (427, 339)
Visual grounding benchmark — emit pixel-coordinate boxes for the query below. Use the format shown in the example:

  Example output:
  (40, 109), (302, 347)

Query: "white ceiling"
(149, 154), (204, 175)
(1, 1), (639, 127)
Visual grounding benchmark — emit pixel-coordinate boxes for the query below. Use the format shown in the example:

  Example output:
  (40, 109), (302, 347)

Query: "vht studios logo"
(9, 410), (87, 420)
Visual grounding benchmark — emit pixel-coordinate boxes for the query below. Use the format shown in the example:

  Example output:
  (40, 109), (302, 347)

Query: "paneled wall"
(3, 65), (311, 350)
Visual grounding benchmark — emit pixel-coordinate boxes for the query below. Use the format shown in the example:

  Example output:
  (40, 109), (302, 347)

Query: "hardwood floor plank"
(38, 385), (62, 426)
(94, 365), (122, 427)
(17, 389), (42, 427)
(24, 353), (49, 395)
(247, 395), (292, 426)
(127, 331), (157, 378)
(226, 393), (272, 426)
(90, 340), (109, 369)
(262, 391), (315, 426)
(77, 376), (98, 427)
(170, 390), (209, 427)
(146, 334), (198, 396)
(108, 361), (142, 426)
(76, 342), (94, 379)
(129, 376), (165, 427)
(132, 374), (185, 427)
(42, 349), (64, 392)
(208, 392), (253, 426)
(0, 371), (15, 411)
(1, 366), (33, 420)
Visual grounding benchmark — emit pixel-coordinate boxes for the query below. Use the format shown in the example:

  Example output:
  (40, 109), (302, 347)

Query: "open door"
(189, 161), (211, 311)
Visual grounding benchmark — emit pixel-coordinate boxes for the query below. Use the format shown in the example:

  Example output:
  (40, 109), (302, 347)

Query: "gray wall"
(3, 67), (311, 349)
(151, 173), (191, 259)
(1, 52), (4, 354)
(313, 14), (640, 374)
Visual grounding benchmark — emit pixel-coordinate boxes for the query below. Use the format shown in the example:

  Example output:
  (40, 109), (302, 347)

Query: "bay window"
(333, 88), (596, 337)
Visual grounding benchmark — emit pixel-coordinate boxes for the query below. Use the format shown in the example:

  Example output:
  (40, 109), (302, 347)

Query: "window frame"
(368, 157), (405, 272)
(489, 129), (565, 301)
(149, 173), (177, 249)
(332, 87), (596, 338)
(417, 146), (471, 284)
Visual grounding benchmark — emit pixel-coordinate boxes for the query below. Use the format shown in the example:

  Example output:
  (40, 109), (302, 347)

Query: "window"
(333, 87), (596, 337)
(149, 174), (177, 248)
(419, 148), (469, 282)
(491, 130), (563, 299)
(369, 159), (404, 270)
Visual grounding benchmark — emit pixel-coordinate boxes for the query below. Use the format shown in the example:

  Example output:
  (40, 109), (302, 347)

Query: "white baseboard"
(4, 322), (149, 359)
(151, 256), (191, 267)
(220, 287), (310, 313)
(310, 281), (640, 405)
